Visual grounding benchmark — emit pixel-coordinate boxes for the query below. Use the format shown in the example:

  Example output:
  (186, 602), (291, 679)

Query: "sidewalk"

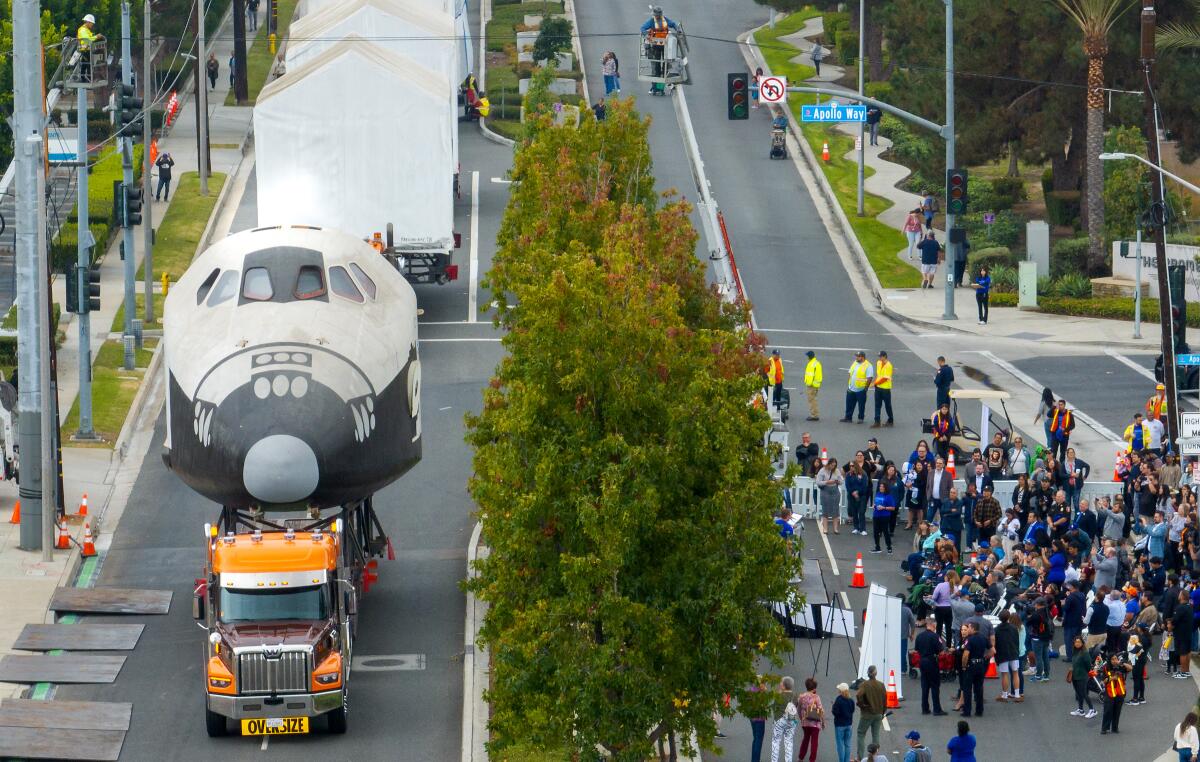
(0, 2), (266, 698)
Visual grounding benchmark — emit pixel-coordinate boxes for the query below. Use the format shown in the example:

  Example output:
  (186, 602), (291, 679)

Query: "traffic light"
(946, 168), (968, 216)
(65, 262), (101, 314)
(116, 83), (143, 138)
(122, 183), (143, 227)
(727, 73), (749, 120)
(1169, 263), (1188, 353)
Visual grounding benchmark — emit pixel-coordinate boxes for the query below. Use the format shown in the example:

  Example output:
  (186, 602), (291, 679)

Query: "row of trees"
(466, 99), (802, 759)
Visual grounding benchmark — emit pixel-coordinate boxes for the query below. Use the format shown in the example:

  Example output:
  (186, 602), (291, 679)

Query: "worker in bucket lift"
(640, 6), (678, 96)
(76, 14), (103, 81)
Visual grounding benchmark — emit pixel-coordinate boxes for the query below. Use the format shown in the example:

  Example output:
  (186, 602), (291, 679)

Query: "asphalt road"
(56, 121), (509, 759)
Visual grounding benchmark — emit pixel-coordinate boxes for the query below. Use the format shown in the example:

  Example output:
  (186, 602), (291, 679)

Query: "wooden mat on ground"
(0, 698), (132, 730)
(0, 654), (126, 683)
(13, 623), (145, 651)
(49, 587), (172, 615)
(0, 699), (131, 761)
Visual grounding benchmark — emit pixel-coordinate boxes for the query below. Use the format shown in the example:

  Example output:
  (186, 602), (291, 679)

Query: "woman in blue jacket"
(873, 477), (897, 554)
(971, 266), (991, 325)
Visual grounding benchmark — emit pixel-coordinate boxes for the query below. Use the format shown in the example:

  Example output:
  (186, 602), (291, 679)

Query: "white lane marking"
(439, 406), (452, 411)
(978, 351), (1125, 445)
(468, 171), (480, 323)
(767, 345), (915, 354)
(840, 590), (851, 608)
(1105, 347), (1157, 381)
(816, 521), (840, 576)
(419, 338), (502, 343)
(260, 735), (269, 751)
(490, 177), (512, 184)
(759, 328), (875, 336)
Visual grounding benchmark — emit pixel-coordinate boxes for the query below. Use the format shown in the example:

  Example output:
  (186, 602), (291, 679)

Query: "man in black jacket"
(1085, 587), (1111, 652)
(994, 610), (1022, 701)
(914, 619), (947, 715)
(1061, 580), (1087, 659)
(934, 356), (954, 409)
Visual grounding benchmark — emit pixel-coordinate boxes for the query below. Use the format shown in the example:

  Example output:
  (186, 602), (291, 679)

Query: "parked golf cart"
(920, 389), (1014, 461)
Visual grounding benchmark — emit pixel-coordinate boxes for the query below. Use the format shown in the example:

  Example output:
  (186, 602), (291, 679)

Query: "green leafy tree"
(470, 100), (800, 760)
(532, 15), (572, 65)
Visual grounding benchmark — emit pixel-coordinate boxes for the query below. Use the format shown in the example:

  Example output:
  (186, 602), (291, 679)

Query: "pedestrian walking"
(1175, 712), (1199, 762)
(1034, 387), (1056, 449)
(811, 44), (823, 76)
(855, 665), (886, 762)
(154, 151), (174, 201)
(816, 458), (844, 535)
(922, 189), (936, 229)
(766, 349), (784, 408)
(752, 66), (763, 109)
(803, 350), (822, 421)
(841, 351), (873, 423)
(872, 351), (894, 428)
(1100, 651), (1131, 734)
(247, 0), (259, 31)
(916, 231), (942, 290)
(903, 730), (932, 762)
(601, 51), (620, 95)
(903, 208), (923, 260)
(206, 53), (219, 90)
(866, 106), (882, 146)
(769, 676), (797, 762)
(831, 682), (855, 762)
(971, 266), (991, 325)
(914, 618), (947, 715)
(934, 356), (954, 409)
(1067, 634), (1097, 717)
(794, 678), (824, 762)
(229, 54), (236, 88)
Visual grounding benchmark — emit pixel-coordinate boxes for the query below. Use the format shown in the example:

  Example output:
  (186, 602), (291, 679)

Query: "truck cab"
(196, 525), (354, 737)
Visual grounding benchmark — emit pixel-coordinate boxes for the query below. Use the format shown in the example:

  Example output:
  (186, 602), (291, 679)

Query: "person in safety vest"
(1123, 412), (1152, 454)
(930, 402), (955, 460)
(1146, 383), (1168, 424)
(640, 6), (677, 95)
(840, 350), (874, 424)
(1099, 651), (1131, 734)
(766, 349), (784, 407)
(872, 350), (894, 429)
(803, 350), (822, 421)
(1049, 399), (1075, 461)
(76, 14), (103, 81)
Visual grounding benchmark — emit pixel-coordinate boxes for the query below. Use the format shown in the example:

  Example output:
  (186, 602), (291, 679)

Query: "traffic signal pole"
(120, 1), (137, 370)
(143, 0), (154, 325)
(942, 0), (957, 320)
(76, 77), (96, 438)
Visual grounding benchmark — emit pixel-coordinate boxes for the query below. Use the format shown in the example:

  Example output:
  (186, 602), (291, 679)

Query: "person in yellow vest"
(76, 14), (103, 81)
(1123, 412), (1152, 455)
(1099, 650), (1131, 733)
(1146, 383), (1168, 424)
(872, 350), (894, 428)
(840, 350), (874, 424)
(1048, 399), (1075, 461)
(766, 349), (785, 407)
(803, 350), (822, 421)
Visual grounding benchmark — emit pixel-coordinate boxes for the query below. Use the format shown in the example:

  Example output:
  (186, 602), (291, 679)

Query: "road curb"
(461, 520), (488, 762)
(111, 342), (164, 463)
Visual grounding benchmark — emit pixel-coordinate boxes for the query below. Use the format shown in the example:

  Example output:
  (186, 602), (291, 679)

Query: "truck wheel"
(326, 704), (348, 735)
(205, 708), (228, 737)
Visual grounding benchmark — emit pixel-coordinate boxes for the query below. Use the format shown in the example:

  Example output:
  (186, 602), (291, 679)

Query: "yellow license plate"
(241, 717), (309, 736)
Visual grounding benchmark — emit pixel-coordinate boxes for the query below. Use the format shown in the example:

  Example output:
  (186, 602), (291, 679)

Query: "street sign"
(983, 213), (996, 224)
(758, 76), (787, 103)
(1178, 437), (1200, 455)
(1178, 353), (1200, 366)
(1181, 412), (1200, 439)
(800, 102), (867, 123)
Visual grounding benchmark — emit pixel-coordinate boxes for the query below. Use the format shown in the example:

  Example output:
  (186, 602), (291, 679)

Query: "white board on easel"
(857, 583), (903, 699)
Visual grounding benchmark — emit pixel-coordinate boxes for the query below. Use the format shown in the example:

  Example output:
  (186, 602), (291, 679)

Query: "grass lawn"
(60, 339), (157, 448)
(757, 10), (919, 289)
(484, 2), (568, 138)
(227, 0), (300, 106)
(137, 172), (227, 284)
(111, 293), (161, 333)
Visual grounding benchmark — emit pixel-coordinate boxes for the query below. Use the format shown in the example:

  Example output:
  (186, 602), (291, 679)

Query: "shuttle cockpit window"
(196, 268), (221, 305)
(349, 263), (377, 300)
(329, 266), (364, 303)
(206, 270), (239, 307)
(242, 267), (274, 302)
(295, 265), (326, 300)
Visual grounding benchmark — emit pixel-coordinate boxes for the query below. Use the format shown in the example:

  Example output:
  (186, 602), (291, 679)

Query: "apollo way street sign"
(800, 102), (867, 123)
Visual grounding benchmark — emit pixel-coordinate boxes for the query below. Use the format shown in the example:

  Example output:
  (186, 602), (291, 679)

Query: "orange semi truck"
(194, 516), (383, 737)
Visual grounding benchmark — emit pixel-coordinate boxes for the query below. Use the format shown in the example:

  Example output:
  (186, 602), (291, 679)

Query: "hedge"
(1045, 190), (1081, 228)
(983, 294), (1200, 327)
(969, 246), (1016, 271)
(1051, 237), (1091, 278)
(0, 305), (62, 367)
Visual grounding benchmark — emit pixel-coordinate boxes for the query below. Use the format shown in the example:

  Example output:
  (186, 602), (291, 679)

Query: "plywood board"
(12, 623), (145, 651)
(796, 558), (829, 605)
(0, 699), (132, 730)
(0, 727), (124, 761)
(49, 587), (172, 615)
(0, 654), (126, 684)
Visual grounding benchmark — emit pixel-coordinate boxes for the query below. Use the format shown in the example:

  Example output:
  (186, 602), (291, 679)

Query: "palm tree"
(1053, 0), (1135, 269)
(1158, 0), (1200, 50)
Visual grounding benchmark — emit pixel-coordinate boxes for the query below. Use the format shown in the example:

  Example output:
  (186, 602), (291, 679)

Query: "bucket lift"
(637, 17), (689, 89)
(64, 37), (108, 89)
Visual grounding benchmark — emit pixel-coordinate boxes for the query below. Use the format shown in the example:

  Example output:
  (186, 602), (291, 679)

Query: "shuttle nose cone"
(242, 435), (320, 504)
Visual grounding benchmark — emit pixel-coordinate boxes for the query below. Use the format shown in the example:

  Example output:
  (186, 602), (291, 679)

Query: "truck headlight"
(311, 651), (342, 691)
(207, 656), (235, 694)
(315, 672), (340, 685)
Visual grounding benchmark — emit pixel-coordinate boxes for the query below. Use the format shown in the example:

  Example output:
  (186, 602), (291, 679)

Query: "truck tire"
(205, 707), (228, 737)
(326, 704), (348, 735)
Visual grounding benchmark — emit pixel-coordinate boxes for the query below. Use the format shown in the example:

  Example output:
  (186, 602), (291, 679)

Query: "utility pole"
(195, 0), (210, 195)
(856, 0), (865, 217)
(121, 1), (137, 369)
(13, 0), (47, 554)
(35, 136), (55, 557)
(1141, 2), (1179, 449)
(143, 0), (155, 324)
(233, 0), (249, 104)
(941, 0), (957, 321)
(75, 64), (96, 439)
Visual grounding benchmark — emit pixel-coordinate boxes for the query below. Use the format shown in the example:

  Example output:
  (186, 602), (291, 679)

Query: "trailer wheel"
(205, 708), (229, 737)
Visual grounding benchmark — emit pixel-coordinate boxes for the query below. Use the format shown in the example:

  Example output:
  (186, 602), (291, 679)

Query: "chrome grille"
(238, 650), (311, 695)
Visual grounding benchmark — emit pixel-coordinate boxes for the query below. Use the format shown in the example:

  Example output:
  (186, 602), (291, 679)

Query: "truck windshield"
(219, 585), (328, 623)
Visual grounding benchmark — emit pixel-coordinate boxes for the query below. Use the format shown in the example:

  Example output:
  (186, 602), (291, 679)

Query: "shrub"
(990, 176), (1028, 207)
(838, 31), (859, 65)
(879, 116), (940, 180)
(1045, 190), (1081, 228)
(969, 246), (1016, 271)
(1038, 275), (1056, 296)
(1041, 167), (1054, 198)
(1053, 272), (1094, 298)
(1168, 233), (1200, 246)
(1051, 237), (1091, 278)
(990, 264), (1018, 293)
(822, 12), (850, 47)
(532, 16), (572, 64)
(963, 210), (1020, 249)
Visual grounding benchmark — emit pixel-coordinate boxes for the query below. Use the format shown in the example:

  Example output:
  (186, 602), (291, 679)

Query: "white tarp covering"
(254, 38), (454, 248)
(303, 0), (452, 20)
(287, 0), (459, 165)
(455, 0), (473, 82)
(857, 583), (904, 700)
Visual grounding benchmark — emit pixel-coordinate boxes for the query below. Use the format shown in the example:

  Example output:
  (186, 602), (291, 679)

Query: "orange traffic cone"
(1112, 449), (1124, 482)
(821, 141), (830, 161)
(77, 492), (88, 516)
(850, 553), (867, 588)
(885, 669), (900, 708)
(985, 657), (998, 679)
(7, 499), (18, 524)
(969, 552), (977, 566)
(820, 447), (829, 466)
(947, 451), (956, 479)
(81, 522), (96, 558)
(54, 515), (71, 550)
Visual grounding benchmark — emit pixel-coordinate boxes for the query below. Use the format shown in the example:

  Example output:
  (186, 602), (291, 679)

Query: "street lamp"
(1099, 152), (1200, 196)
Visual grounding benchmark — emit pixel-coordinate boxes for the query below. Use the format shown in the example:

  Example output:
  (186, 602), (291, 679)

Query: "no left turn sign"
(758, 76), (787, 103)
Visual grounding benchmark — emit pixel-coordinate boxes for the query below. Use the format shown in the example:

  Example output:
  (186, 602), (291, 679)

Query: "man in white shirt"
(1147, 416), (1165, 457)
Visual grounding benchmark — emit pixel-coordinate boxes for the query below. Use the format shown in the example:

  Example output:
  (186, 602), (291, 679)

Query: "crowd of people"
(756, 380), (1200, 761)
